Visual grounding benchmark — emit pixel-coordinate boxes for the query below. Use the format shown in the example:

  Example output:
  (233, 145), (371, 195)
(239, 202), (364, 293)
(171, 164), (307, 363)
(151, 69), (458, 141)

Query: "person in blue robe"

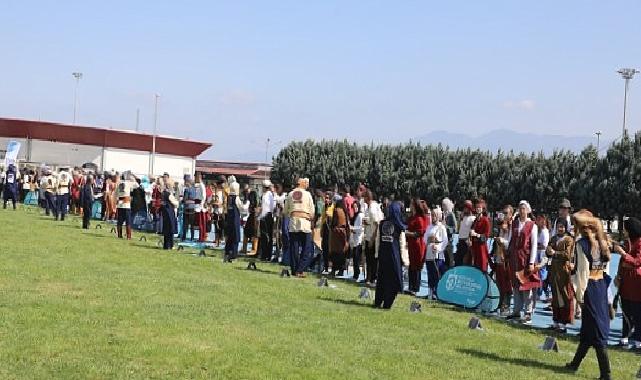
(3, 164), (18, 210)
(160, 190), (178, 250)
(80, 175), (94, 229)
(374, 201), (406, 309)
(565, 210), (611, 380)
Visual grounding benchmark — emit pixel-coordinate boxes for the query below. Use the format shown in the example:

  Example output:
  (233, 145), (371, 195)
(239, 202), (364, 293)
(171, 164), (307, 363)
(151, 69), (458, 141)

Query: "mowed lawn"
(0, 208), (639, 379)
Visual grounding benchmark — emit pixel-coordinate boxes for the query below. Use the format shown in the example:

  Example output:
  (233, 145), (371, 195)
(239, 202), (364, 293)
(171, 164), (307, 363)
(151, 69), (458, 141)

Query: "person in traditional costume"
(285, 178), (315, 277)
(224, 176), (247, 262)
(535, 214), (551, 304)
(329, 199), (350, 276)
(193, 173), (208, 242)
(545, 218), (575, 332)
(469, 198), (490, 272)
(490, 205), (514, 316)
(104, 173), (117, 221)
(181, 176), (197, 241)
(70, 169), (84, 215)
(442, 198), (457, 268)
(455, 200), (476, 266)
(56, 167), (72, 221)
(241, 185), (259, 255)
(506, 200), (539, 325)
(115, 172), (139, 240)
(406, 198), (429, 295)
(43, 168), (57, 218)
(565, 210), (612, 380)
(2, 164), (18, 210)
(320, 192), (335, 273)
(212, 181), (225, 247)
(614, 217), (641, 349)
(425, 206), (448, 299)
(80, 175), (94, 229)
(258, 180), (276, 261)
(374, 201), (406, 309)
(274, 184), (290, 266)
(349, 201), (364, 281)
(363, 190), (384, 287)
(160, 190), (179, 250)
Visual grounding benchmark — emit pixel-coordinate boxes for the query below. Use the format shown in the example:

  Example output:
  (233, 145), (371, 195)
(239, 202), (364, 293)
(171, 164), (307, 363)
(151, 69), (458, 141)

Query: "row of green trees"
(271, 132), (641, 221)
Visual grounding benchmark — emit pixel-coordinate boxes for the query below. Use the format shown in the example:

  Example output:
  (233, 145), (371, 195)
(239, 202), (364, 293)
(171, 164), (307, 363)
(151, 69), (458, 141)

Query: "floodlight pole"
(595, 131), (602, 151)
(72, 72), (83, 124)
(151, 94), (160, 176)
(618, 68), (639, 137)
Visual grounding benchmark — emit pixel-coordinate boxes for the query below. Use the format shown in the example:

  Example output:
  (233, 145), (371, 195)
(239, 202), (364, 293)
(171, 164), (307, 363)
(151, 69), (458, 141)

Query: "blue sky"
(1, 1), (640, 159)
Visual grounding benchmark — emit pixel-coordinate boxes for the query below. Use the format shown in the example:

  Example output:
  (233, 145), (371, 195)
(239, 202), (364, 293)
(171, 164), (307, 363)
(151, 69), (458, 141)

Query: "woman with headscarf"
(469, 198), (490, 272)
(425, 206), (448, 299)
(160, 190), (178, 250)
(225, 177), (248, 262)
(406, 198), (429, 295)
(329, 199), (350, 277)
(456, 200), (476, 266)
(614, 217), (641, 349)
(566, 210), (611, 380)
(546, 218), (575, 332)
(506, 200), (539, 325)
(374, 201), (406, 309)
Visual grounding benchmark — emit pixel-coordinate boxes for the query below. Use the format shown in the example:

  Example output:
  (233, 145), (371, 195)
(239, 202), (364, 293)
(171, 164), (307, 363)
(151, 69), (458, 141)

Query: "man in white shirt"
(285, 178), (315, 277)
(455, 200), (476, 266)
(116, 172), (139, 240)
(258, 180), (276, 261)
(56, 167), (72, 221)
(363, 190), (384, 286)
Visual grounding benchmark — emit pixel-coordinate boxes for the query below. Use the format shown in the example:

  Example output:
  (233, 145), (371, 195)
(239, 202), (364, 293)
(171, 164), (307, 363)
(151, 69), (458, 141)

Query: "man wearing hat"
(285, 178), (315, 277)
(224, 176), (248, 262)
(553, 199), (574, 235)
(258, 179), (276, 261)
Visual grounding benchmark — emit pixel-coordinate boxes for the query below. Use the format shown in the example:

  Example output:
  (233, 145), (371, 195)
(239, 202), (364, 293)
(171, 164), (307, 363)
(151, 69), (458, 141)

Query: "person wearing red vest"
(506, 200), (539, 325)
(615, 217), (641, 349)
(71, 169), (84, 215)
(469, 198), (491, 272)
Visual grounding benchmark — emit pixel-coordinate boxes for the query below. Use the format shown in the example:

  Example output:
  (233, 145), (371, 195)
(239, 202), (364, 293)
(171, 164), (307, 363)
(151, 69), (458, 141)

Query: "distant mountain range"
(212, 129), (605, 162)
(413, 129), (602, 154)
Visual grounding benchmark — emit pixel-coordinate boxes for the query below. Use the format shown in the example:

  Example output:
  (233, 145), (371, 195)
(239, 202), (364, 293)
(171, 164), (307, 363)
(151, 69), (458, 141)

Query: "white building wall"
(0, 137), (196, 179)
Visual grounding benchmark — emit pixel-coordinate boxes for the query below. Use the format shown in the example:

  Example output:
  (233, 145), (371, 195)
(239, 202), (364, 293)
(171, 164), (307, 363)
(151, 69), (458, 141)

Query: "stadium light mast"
(151, 93), (160, 176)
(595, 131), (602, 151)
(72, 72), (83, 124)
(618, 68), (639, 137)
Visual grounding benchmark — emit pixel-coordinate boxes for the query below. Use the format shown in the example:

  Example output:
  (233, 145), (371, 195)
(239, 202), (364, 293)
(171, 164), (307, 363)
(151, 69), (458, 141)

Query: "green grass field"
(0, 207), (638, 379)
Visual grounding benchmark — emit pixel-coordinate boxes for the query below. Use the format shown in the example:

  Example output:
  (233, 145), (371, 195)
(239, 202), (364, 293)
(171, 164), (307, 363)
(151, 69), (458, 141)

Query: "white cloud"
(502, 99), (535, 110)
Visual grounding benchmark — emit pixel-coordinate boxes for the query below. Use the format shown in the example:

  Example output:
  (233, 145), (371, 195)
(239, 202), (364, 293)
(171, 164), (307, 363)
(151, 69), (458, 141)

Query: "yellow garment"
(285, 187), (315, 233)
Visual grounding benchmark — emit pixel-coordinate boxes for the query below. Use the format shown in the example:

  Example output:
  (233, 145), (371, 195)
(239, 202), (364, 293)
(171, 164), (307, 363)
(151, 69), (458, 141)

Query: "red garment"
(552, 285), (575, 324)
(343, 194), (355, 219)
(407, 215), (428, 270)
(71, 176), (83, 200)
(508, 220), (540, 291)
(620, 238), (641, 302)
(197, 211), (209, 242)
(494, 263), (512, 294)
(151, 187), (162, 214)
(471, 215), (490, 272)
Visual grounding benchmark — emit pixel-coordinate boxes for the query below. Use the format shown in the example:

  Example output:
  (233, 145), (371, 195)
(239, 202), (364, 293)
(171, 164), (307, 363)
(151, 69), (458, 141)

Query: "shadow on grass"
(457, 348), (569, 373)
(317, 296), (374, 309)
(232, 266), (277, 275)
(131, 243), (161, 251)
(81, 232), (109, 238)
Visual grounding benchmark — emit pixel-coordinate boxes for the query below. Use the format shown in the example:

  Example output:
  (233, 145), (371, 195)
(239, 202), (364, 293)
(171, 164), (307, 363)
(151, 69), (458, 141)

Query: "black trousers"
(82, 205), (92, 229)
(454, 240), (469, 266)
(351, 245), (363, 279)
(570, 341), (611, 379)
(56, 193), (69, 220)
(621, 298), (641, 342)
(182, 211), (195, 240)
(408, 269), (421, 293)
(45, 192), (56, 217)
(365, 240), (377, 283)
(259, 213), (274, 260)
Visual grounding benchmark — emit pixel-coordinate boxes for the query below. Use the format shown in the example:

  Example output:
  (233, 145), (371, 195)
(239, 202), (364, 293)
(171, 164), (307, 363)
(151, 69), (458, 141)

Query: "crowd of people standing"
(6, 165), (641, 380)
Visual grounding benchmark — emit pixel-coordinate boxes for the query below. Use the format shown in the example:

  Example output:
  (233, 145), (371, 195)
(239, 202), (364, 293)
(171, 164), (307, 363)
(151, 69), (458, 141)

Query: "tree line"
(271, 132), (641, 225)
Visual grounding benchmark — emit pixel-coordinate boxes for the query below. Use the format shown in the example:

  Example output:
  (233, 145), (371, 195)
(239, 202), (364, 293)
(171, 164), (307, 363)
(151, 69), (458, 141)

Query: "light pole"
(618, 68), (639, 137)
(595, 131), (602, 151)
(72, 72), (83, 124)
(135, 108), (140, 132)
(151, 94), (160, 176)
(263, 138), (282, 180)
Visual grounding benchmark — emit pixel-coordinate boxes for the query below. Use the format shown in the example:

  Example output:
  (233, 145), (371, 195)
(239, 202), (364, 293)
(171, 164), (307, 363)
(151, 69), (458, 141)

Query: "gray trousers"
(513, 286), (534, 315)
